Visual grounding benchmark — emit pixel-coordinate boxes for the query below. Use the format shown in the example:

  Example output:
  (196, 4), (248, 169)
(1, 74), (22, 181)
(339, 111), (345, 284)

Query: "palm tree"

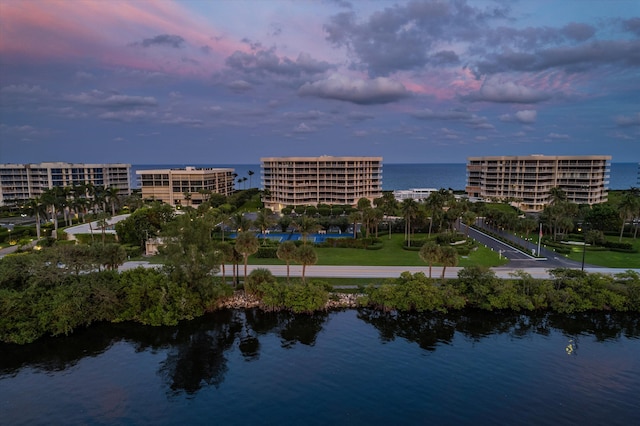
(24, 197), (47, 239)
(254, 209), (275, 244)
(41, 187), (64, 236)
(462, 211), (477, 237)
(549, 187), (567, 205)
(96, 212), (110, 243)
(231, 212), (252, 233)
(439, 246), (458, 280)
(296, 215), (320, 244)
(374, 192), (398, 240)
(401, 198), (418, 247)
(248, 170), (255, 188)
(234, 231), (259, 284)
(618, 191), (639, 242)
(348, 211), (361, 239)
(106, 187), (121, 216)
(183, 191), (192, 208)
(214, 241), (233, 285)
(419, 241), (441, 279)
(295, 244), (317, 283)
(277, 240), (297, 283)
(425, 191), (444, 237)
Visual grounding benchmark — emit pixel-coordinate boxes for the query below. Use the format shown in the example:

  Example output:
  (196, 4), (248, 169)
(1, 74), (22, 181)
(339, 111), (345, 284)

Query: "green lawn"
(565, 236), (640, 268)
(249, 233), (507, 267)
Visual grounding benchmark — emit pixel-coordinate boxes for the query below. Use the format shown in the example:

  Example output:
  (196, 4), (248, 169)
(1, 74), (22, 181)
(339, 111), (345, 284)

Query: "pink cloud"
(0, 0), (248, 76)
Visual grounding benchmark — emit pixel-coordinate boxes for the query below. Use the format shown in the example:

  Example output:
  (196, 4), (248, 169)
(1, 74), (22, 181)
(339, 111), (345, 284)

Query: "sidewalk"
(118, 261), (640, 280)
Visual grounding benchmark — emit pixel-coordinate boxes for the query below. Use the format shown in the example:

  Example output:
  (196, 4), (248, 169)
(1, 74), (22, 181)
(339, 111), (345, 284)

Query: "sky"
(1, 0), (639, 165)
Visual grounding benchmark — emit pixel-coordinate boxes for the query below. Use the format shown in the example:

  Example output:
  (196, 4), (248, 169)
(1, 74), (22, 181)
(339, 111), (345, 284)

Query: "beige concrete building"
(261, 156), (383, 211)
(466, 155), (611, 212)
(0, 162), (131, 206)
(137, 166), (235, 207)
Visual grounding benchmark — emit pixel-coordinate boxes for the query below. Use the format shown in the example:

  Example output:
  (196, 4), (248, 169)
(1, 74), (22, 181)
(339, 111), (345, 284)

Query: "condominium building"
(0, 162), (131, 206)
(261, 156), (383, 211)
(466, 155), (611, 212)
(136, 166), (235, 207)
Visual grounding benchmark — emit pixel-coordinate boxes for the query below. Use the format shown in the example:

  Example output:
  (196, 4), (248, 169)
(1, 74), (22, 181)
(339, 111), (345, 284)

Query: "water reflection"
(357, 309), (639, 350)
(1, 309), (638, 397)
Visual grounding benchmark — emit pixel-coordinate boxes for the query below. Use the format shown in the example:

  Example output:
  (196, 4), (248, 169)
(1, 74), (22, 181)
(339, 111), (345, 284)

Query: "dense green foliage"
(0, 247), (231, 344)
(115, 202), (175, 248)
(363, 268), (640, 314)
(246, 268), (329, 313)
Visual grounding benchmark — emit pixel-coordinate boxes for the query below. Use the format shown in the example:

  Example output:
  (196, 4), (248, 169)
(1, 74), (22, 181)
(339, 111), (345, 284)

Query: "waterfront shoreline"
(216, 291), (361, 310)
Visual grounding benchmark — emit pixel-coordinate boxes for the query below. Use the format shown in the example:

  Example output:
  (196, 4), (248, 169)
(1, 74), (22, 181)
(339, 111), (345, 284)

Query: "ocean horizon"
(132, 162), (639, 191)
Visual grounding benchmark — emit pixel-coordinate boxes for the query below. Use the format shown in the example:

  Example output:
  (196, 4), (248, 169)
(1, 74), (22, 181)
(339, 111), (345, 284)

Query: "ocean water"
(132, 162), (638, 191)
(2, 309), (639, 425)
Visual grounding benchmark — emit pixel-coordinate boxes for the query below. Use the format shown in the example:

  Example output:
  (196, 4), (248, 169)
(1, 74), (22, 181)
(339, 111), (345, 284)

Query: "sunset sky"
(1, 0), (639, 164)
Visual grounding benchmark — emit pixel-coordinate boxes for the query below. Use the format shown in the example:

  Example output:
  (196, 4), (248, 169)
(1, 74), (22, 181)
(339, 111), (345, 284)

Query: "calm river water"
(1, 309), (639, 425)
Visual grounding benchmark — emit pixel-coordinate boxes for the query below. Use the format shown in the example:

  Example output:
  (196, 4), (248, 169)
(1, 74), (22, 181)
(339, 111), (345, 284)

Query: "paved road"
(118, 262), (640, 280)
(462, 222), (587, 269)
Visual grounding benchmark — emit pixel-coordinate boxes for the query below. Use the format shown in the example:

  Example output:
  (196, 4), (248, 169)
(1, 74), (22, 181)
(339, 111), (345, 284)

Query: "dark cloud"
(622, 17), (640, 36)
(241, 38), (263, 50)
(1, 84), (49, 96)
(463, 81), (551, 104)
(65, 90), (158, 108)
(226, 48), (332, 79)
(561, 22), (596, 41)
(474, 39), (640, 76)
(323, 1), (637, 79)
(283, 110), (325, 120)
(200, 45), (212, 54)
(298, 74), (409, 104)
(140, 34), (185, 48)
(431, 50), (459, 65)
(411, 108), (494, 130)
(324, 1), (508, 76)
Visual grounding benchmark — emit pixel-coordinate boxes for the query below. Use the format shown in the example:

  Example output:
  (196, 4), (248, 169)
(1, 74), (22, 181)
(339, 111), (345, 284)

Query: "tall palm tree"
(24, 197), (46, 239)
(549, 187), (567, 205)
(277, 240), (297, 283)
(462, 211), (477, 236)
(425, 191), (444, 237)
(439, 246), (458, 280)
(234, 231), (259, 283)
(106, 187), (121, 216)
(618, 191), (639, 242)
(374, 192), (398, 240)
(41, 187), (63, 235)
(248, 170), (255, 188)
(214, 241), (233, 285)
(419, 241), (441, 279)
(231, 212), (252, 232)
(348, 211), (361, 239)
(254, 209), (275, 244)
(296, 215), (320, 244)
(295, 244), (317, 283)
(401, 198), (418, 247)
(182, 191), (192, 208)
(96, 212), (110, 243)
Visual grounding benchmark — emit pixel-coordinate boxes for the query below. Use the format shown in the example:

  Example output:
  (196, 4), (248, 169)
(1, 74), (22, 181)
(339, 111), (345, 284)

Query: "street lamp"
(577, 222), (587, 271)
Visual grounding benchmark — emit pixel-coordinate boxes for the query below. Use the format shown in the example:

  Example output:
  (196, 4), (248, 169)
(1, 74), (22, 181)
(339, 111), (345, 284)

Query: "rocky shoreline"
(216, 291), (362, 310)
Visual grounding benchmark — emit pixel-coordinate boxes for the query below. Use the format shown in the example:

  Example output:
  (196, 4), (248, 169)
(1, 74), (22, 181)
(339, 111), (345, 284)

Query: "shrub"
(122, 244), (142, 258)
(603, 241), (633, 251)
(255, 246), (278, 258)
